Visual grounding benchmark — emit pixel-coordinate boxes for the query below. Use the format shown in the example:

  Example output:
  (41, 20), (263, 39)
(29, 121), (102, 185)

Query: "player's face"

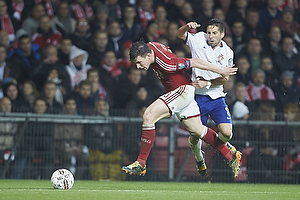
(134, 54), (151, 70)
(207, 25), (224, 49)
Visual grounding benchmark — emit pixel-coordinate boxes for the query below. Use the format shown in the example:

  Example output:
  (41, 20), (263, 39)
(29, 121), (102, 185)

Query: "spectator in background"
(295, 0), (300, 24)
(6, 0), (32, 24)
(99, 51), (124, 96)
(7, 35), (41, 85)
(244, 8), (266, 42)
(0, 0), (19, 44)
(74, 80), (96, 116)
(294, 57), (300, 89)
(106, 0), (122, 20)
(51, 1), (76, 37)
(223, 35), (233, 49)
(274, 36), (299, 73)
(239, 37), (264, 73)
(0, 30), (14, 53)
(70, 0), (94, 20)
(197, 0), (214, 31)
(42, 80), (63, 114)
(231, 20), (247, 55)
(126, 85), (151, 117)
(137, 0), (155, 30)
(213, 8), (232, 37)
(247, 101), (292, 183)
(17, 98), (55, 179)
(165, 21), (190, 57)
(272, 6), (299, 37)
(154, 5), (169, 36)
(260, 55), (279, 91)
(2, 82), (30, 112)
(216, 0), (232, 19)
(87, 31), (110, 69)
(69, 17), (93, 52)
(54, 96), (90, 179)
(86, 67), (112, 106)
(231, 82), (250, 121)
(0, 96), (18, 178)
(138, 20), (159, 43)
(258, 0), (281, 32)
(113, 67), (142, 111)
(107, 20), (128, 59)
(246, 69), (276, 104)
(65, 45), (91, 91)
(21, 3), (46, 37)
(86, 99), (126, 181)
(33, 45), (71, 97)
(117, 40), (133, 70)
(46, 69), (65, 105)
(0, 45), (11, 86)
(224, 76), (236, 107)
(178, 2), (198, 33)
(31, 15), (62, 48)
(275, 70), (300, 113)
(226, 0), (248, 26)
(235, 55), (252, 86)
(58, 37), (72, 65)
(166, 0), (186, 22)
(89, 4), (111, 34)
(264, 25), (282, 59)
(21, 80), (40, 110)
(120, 4), (144, 42)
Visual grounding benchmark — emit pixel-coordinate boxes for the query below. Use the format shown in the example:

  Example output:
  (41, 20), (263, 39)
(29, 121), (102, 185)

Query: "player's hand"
(186, 22), (201, 30)
(192, 77), (209, 88)
(220, 64), (237, 77)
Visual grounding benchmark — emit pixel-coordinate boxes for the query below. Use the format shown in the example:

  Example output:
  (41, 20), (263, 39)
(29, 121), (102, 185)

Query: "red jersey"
(148, 42), (192, 92)
(32, 30), (62, 47)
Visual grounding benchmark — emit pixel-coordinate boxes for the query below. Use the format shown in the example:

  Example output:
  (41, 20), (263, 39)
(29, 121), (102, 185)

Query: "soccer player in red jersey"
(122, 41), (240, 177)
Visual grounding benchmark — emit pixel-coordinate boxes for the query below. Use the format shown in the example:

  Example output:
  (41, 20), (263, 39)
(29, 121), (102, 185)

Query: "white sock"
(218, 132), (231, 143)
(188, 137), (203, 162)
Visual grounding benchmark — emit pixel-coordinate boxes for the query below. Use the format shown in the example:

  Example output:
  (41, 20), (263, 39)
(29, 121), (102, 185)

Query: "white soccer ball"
(51, 168), (74, 190)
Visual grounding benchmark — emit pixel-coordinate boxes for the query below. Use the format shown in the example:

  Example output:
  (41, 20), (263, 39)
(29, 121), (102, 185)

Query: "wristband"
(206, 80), (211, 89)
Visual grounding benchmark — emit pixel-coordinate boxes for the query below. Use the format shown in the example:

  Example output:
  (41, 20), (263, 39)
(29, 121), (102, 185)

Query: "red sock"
(201, 127), (232, 162)
(137, 125), (155, 167)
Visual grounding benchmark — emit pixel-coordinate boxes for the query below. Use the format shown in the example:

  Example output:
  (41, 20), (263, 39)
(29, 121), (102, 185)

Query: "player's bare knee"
(142, 110), (153, 124)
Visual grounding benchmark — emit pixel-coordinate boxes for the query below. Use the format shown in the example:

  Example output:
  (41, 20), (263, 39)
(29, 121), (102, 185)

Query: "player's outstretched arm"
(176, 22), (200, 40)
(190, 58), (237, 77)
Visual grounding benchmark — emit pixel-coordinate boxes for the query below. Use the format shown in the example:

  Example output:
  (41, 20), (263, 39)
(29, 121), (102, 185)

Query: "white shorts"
(159, 85), (200, 120)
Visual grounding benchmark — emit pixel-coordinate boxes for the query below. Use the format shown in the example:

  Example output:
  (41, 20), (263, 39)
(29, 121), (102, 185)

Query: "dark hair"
(129, 41), (151, 61)
(208, 18), (225, 33)
(87, 67), (99, 76)
(79, 80), (91, 88)
(18, 34), (30, 43)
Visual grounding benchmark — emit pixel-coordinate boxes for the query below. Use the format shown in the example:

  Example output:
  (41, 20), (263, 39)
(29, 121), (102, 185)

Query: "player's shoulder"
(221, 41), (233, 53)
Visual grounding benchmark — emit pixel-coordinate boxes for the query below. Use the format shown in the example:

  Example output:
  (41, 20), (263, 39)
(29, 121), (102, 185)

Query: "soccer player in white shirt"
(177, 19), (242, 178)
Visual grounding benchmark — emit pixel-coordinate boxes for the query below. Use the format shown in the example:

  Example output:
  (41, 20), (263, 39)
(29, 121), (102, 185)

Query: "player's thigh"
(181, 116), (204, 137)
(210, 97), (232, 125)
(143, 98), (171, 124)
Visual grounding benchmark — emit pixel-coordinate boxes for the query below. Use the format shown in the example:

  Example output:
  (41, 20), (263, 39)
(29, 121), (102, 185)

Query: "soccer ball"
(51, 168), (74, 190)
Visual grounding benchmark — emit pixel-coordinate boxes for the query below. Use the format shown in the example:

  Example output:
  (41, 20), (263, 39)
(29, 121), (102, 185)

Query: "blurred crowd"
(0, 0), (299, 120)
(1, 0), (300, 181)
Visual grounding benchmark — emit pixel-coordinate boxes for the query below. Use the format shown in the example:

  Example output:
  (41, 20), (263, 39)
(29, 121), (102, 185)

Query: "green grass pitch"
(0, 180), (299, 200)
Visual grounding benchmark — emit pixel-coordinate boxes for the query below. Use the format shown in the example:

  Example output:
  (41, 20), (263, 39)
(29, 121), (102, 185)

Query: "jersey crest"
(217, 54), (224, 64)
